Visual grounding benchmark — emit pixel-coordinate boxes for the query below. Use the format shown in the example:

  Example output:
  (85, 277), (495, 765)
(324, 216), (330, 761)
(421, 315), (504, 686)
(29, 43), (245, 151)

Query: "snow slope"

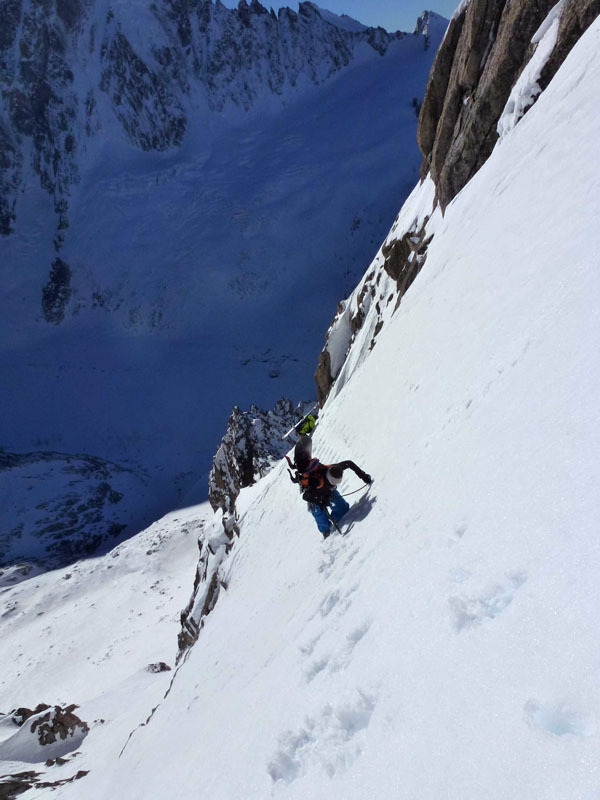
(1, 12), (600, 800)
(0, 504), (202, 784)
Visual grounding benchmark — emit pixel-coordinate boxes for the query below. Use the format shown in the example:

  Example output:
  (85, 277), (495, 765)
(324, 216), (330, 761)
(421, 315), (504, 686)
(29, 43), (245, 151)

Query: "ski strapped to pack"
(282, 403), (319, 440)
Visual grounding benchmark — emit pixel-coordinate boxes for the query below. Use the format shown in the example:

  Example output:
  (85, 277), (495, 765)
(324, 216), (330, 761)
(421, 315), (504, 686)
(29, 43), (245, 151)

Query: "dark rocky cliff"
(418, 0), (600, 211)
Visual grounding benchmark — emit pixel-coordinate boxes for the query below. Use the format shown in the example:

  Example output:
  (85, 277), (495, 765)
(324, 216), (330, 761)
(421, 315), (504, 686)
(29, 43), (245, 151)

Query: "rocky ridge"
(176, 398), (314, 657)
(208, 398), (313, 513)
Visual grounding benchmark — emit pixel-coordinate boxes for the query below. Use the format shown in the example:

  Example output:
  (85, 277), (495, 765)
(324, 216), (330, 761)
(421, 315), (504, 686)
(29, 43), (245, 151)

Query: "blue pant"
(309, 490), (350, 534)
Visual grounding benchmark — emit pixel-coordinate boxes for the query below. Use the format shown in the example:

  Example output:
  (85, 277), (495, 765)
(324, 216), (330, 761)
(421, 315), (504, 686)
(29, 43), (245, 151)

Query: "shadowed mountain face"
(0, 0), (404, 239)
(0, 1), (445, 565)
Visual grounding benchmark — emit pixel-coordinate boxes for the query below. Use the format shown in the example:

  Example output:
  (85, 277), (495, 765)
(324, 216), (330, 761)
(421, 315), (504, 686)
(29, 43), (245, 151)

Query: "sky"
(220, 0), (459, 32)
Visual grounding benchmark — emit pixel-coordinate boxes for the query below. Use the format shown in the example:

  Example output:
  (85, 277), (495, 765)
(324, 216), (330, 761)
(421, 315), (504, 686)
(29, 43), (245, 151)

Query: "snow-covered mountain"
(0, 1), (446, 564)
(1, 1), (599, 797)
(0, 0), (402, 237)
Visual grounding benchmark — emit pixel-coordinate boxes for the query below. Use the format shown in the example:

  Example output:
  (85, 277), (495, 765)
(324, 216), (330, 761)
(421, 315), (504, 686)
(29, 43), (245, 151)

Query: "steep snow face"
(317, 0), (597, 402)
(1, 14), (598, 800)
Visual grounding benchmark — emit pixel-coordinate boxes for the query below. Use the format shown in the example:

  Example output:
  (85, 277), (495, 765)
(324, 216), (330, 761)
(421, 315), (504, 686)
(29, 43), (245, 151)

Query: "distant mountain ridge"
(0, 0), (405, 238)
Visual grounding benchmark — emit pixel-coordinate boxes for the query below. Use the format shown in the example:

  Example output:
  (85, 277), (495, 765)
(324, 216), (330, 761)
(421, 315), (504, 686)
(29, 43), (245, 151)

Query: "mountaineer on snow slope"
(286, 435), (372, 537)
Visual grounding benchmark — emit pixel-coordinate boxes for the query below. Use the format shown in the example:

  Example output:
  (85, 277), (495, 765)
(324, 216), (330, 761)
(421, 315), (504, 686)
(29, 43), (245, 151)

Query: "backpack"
(285, 453), (331, 505)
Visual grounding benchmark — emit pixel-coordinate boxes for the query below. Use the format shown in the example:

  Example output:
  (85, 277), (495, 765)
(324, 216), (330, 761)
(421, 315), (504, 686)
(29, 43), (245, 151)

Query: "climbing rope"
(339, 482), (371, 498)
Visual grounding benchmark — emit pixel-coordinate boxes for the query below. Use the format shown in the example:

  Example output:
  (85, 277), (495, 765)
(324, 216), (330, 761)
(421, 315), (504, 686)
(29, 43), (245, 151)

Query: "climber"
(286, 435), (372, 537)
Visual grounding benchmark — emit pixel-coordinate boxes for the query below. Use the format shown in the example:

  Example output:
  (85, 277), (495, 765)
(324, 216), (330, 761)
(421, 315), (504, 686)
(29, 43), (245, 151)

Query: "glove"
(359, 472), (372, 484)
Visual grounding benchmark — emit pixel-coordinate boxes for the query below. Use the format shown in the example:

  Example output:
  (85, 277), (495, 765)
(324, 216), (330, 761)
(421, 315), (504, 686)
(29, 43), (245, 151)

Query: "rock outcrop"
(178, 397), (313, 658)
(381, 221), (433, 306)
(418, 0), (553, 209)
(208, 399), (313, 513)
(16, 704), (89, 748)
(0, 768), (89, 798)
(0, 704), (89, 764)
(417, 0), (600, 210)
(313, 216), (434, 406)
(177, 521), (232, 657)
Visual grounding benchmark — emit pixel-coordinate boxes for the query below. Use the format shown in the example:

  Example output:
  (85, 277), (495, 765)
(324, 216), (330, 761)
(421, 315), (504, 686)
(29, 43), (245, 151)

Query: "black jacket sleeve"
(333, 460), (372, 484)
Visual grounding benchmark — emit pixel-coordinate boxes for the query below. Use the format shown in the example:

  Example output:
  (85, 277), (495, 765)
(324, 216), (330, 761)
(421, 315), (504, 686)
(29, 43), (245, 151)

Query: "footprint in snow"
(447, 522), (468, 547)
(267, 689), (377, 783)
(304, 654), (330, 683)
(304, 619), (372, 682)
(318, 589), (341, 618)
(525, 700), (596, 738)
(448, 572), (527, 631)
